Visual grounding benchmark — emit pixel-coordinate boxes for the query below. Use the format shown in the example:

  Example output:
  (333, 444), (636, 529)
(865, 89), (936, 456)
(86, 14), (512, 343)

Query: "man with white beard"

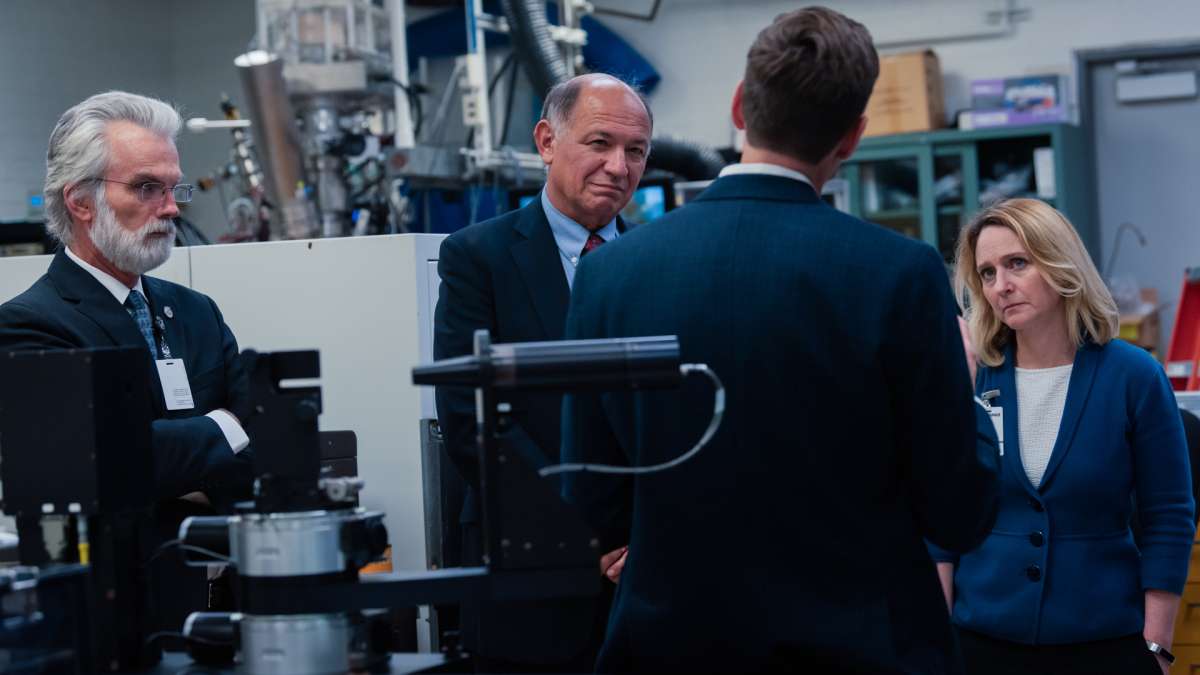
(0, 91), (254, 634)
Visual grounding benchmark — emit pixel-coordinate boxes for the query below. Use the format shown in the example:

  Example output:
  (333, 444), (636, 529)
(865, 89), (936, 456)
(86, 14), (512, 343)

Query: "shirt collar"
(718, 162), (815, 187)
(541, 189), (620, 257)
(64, 245), (145, 305)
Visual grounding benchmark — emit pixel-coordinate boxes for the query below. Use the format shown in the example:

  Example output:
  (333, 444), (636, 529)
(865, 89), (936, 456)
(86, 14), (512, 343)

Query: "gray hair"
(539, 74), (654, 133)
(44, 91), (181, 246)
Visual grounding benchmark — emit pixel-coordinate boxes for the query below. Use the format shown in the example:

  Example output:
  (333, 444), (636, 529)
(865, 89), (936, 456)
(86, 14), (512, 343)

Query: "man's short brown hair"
(741, 6), (878, 164)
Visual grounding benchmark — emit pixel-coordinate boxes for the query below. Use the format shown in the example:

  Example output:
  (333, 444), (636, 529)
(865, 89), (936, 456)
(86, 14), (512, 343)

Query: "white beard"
(90, 190), (176, 276)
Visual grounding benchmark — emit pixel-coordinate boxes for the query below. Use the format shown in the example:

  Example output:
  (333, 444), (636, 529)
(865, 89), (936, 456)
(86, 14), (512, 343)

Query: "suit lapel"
(50, 252), (148, 350)
(990, 353), (1034, 495)
(49, 252), (167, 416)
(1037, 344), (1102, 490)
(510, 202), (570, 339)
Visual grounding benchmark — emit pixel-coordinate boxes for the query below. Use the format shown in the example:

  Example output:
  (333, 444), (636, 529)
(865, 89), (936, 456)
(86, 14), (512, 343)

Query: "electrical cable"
(143, 538), (232, 568)
(489, 52), (515, 96)
(467, 52), (517, 151)
(538, 363), (724, 477)
(499, 50), (520, 147)
(389, 78), (425, 140)
(592, 0), (662, 21)
(423, 60), (468, 182)
(145, 631), (231, 649)
(144, 538), (182, 567)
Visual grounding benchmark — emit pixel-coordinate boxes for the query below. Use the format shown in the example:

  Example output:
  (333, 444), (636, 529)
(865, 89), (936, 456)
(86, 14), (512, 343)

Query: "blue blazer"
(933, 339), (1195, 644)
(561, 174), (1000, 674)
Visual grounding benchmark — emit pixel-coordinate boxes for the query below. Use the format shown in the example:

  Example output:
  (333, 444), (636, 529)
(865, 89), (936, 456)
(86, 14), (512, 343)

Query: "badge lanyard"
(979, 389), (1004, 456)
(150, 307), (193, 411)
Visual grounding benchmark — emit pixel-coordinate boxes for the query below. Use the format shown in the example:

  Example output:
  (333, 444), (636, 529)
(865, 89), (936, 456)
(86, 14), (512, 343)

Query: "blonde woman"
(932, 199), (1194, 675)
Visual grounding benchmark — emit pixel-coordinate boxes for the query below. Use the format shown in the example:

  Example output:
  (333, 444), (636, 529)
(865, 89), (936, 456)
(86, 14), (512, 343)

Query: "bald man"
(433, 74), (651, 671)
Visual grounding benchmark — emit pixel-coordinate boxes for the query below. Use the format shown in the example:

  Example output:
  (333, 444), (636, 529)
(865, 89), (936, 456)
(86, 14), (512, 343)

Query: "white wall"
(602, 0), (1200, 145)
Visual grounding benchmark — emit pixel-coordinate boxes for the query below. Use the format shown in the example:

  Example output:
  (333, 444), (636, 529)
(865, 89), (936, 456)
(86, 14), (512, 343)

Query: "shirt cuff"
(206, 409), (250, 454)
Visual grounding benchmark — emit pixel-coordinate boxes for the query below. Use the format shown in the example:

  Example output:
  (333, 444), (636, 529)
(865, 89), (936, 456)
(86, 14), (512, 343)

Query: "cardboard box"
(864, 50), (945, 137)
(1119, 288), (1161, 355)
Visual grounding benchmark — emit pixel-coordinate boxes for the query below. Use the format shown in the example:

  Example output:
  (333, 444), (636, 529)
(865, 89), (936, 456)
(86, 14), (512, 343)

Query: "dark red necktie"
(580, 232), (606, 257)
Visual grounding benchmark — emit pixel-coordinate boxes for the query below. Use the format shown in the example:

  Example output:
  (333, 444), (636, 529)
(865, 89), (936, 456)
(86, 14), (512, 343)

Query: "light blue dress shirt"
(540, 189), (620, 290)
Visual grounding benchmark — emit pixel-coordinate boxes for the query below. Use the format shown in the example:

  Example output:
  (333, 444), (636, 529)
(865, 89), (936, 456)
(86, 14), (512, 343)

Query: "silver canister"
(240, 613), (350, 675)
(228, 510), (346, 578)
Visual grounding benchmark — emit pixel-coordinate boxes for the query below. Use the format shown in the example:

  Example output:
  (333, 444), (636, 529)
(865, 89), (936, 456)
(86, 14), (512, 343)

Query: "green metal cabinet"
(838, 123), (1096, 263)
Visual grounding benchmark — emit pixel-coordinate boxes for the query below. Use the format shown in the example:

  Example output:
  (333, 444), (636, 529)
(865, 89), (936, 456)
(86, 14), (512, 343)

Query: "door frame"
(1074, 40), (1200, 259)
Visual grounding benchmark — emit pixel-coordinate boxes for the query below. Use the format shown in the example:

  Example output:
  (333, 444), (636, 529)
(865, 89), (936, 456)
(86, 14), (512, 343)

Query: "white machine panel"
(187, 234), (445, 572)
(422, 260), (441, 419)
(0, 249), (190, 304)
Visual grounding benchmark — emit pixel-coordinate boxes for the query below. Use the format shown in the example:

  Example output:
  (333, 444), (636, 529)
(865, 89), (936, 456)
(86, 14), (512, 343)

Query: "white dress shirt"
(718, 162), (815, 187)
(64, 247), (249, 454)
(541, 189), (620, 290)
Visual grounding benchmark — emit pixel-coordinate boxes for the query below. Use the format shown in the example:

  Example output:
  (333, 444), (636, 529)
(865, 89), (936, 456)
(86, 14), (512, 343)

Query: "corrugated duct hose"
(499, 0), (726, 181)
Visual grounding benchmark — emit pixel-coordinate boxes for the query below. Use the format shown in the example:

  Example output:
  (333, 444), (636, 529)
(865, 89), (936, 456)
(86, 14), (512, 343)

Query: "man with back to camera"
(433, 72), (651, 670)
(560, 7), (1001, 674)
(0, 91), (254, 633)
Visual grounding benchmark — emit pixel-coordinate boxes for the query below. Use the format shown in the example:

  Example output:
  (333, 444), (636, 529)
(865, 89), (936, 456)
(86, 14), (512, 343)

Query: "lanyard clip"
(980, 389), (1000, 409)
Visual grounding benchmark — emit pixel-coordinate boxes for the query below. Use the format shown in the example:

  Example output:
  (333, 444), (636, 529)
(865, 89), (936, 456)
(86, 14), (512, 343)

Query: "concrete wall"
(0, 1), (173, 221)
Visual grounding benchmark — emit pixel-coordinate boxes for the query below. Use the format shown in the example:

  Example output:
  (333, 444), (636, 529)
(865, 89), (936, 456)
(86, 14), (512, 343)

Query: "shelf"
(857, 123), (1070, 150)
(865, 208), (920, 222)
(979, 194), (1056, 207)
(842, 121), (1094, 260)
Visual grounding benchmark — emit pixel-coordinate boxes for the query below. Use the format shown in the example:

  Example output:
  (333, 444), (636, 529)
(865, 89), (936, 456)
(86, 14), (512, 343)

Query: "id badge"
(155, 359), (195, 411)
(987, 406), (1004, 456)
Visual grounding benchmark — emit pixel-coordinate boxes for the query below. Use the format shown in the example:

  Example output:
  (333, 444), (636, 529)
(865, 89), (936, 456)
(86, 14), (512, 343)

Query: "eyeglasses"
(93, 178), (194, 204)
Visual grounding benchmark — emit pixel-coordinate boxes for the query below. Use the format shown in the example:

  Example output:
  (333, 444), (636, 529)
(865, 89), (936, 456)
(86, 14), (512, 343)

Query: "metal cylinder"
(240, 614), (350, 675)
(229, 510), (347, 578)
(298, 101), (349, 237)
(234, 50), (318, 240)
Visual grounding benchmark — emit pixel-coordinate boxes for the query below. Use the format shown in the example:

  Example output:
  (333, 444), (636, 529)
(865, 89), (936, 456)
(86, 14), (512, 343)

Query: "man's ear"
(833, 115), (869, 161)
(63, 183), (95, 228)
(533, 119), (556, 165)
(731, 80), (746, 131)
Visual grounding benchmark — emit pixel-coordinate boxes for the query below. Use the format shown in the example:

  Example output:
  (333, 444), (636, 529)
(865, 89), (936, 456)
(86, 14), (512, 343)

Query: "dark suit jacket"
(434, 199), (624, 665)
(561, 174), (1000, 674)
(0, 250), (254, 629)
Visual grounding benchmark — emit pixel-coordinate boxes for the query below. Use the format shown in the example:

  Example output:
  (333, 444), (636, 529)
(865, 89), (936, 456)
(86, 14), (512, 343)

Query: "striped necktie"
(124, 290), (157, 357)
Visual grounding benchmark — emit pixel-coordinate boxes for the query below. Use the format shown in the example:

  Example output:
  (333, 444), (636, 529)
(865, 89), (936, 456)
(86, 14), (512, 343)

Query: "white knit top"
(1015, 364), (1073, 488)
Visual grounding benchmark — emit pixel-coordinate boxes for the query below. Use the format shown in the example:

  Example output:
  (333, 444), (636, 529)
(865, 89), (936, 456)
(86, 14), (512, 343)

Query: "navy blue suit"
(933, 339), (1194, 644)
(434, 199), (624, 666)
(0, 250), (254, 628)
(561, 174), (1000, 673)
